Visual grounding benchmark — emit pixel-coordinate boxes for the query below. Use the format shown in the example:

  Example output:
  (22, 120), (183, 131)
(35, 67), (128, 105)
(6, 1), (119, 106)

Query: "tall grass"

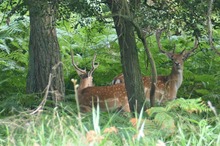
(0, 98), (220, 146)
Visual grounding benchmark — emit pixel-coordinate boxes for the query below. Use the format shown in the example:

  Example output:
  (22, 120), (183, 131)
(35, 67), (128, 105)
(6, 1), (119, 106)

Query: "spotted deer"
(112, 30), (199, 104)
(71, 52), (130, 112)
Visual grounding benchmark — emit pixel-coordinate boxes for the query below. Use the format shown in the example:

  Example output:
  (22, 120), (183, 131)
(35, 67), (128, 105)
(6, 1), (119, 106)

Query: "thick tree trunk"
(27, 0), (65, 100)
(107, 0), (146, 112)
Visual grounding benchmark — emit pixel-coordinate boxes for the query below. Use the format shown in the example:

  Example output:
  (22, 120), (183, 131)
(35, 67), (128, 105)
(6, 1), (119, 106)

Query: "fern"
(166, 98), (210, 113)
(0, 16), (29, 95)
(145, 107), (174, 137)
(145, 98), (211, 138)
(147, 98), (210, 117)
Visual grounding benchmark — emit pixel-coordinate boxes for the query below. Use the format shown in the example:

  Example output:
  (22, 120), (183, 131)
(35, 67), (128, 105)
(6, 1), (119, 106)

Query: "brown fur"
(71, 53), (130, 112)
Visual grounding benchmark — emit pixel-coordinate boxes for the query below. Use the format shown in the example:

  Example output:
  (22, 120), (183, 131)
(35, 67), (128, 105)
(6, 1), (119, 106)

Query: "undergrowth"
(0, 97), (220, 146)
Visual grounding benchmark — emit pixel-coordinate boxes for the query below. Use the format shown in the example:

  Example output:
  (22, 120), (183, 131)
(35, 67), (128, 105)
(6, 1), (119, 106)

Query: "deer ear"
(76, 69), (87, 77)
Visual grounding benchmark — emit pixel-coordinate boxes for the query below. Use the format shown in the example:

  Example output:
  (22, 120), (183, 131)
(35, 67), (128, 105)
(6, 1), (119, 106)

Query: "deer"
(71, 52), (130, 112)
(112, 30), (199, 104)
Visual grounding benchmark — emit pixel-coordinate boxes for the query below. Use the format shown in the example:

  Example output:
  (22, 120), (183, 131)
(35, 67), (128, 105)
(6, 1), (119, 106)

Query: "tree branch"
(207, 0), (220, 55)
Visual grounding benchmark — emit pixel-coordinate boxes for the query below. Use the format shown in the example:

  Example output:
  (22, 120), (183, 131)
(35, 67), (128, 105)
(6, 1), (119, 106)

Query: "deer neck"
(168, 66), (183, 89)
(77, 77), (93, 105)
(78, 76), (93, 92)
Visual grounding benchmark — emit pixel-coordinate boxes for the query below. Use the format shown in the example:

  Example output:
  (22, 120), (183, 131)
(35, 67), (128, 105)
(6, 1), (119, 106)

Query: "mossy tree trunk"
(27, 0), (65, 100)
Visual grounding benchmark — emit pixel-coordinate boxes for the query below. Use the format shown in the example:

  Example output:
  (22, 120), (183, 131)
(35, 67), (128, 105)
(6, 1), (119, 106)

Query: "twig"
(207, 0), (220, 55)
(30, 73), (53, 115)
(30, 62), (62, 115)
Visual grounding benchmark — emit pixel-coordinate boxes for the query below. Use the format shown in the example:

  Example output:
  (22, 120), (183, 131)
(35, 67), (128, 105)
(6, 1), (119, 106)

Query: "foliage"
(138, 0), (220, 37)
(0, 98), (219, 146)
(148, 98), (210, 117)
(0, 1), (220, 144)
(0, 0), (219, 96)
(59, 0), (104, 20)
(0, 94), (41, 117)
(0, 0), (28, 25)
(1, 12), (220, 108)
(0, 15), (29, 95)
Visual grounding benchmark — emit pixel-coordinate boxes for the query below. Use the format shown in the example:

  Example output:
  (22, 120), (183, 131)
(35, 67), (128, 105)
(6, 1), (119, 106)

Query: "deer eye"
(80, 74), (88, 78)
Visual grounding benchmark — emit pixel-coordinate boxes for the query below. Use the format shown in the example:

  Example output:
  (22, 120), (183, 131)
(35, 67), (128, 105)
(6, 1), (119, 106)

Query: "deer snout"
(174, 62), (180, 66)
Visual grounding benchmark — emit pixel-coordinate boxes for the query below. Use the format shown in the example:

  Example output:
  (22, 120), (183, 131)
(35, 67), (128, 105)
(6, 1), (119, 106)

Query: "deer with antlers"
(112, 30), (199, 104)
(71, 52), (130, 112)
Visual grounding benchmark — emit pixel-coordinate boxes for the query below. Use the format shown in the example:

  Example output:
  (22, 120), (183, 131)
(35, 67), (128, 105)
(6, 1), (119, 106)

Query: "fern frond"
(166, 98), (210, 113)
(146, 107), (166, 117)
(145, 107), (176, 136)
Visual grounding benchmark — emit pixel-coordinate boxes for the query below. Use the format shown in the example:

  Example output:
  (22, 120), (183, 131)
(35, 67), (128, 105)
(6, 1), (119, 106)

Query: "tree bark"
(107, 0), (146, 112)
(27, 0), (65, 100)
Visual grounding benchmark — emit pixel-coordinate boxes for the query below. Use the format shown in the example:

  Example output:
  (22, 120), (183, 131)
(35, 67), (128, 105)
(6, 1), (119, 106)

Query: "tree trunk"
(107, 0), (146, 112)
(27, 0), (65, 100)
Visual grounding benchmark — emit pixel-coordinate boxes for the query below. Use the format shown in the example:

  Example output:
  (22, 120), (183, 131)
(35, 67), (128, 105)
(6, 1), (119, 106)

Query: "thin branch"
(30, 62), (62, 115)
(207, 0), (220, 55)
(30, 73), (53, 115)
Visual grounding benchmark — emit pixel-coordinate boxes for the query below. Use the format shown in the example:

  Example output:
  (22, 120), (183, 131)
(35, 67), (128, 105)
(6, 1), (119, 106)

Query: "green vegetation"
(1, 15), (220, 145)
(1, 0), (220, 145)
(0, 98), (219, 146)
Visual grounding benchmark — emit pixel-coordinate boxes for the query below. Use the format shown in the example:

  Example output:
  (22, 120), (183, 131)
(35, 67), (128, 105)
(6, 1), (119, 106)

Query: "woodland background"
(0, 0), (220, 145)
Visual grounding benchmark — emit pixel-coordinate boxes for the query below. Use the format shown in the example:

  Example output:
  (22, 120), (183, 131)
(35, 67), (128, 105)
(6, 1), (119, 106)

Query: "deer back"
(79, 83), (130, 112)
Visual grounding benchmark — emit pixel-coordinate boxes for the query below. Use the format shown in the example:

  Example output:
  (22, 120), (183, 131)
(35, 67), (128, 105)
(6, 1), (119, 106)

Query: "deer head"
(71, 51), (99, 91)
(156, 29), (199, 60)
(156, 29), (199, 76)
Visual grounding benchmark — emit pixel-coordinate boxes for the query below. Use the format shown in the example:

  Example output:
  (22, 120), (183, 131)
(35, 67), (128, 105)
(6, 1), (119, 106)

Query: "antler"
(88, 53), (99, 76)
(156, 29), (199, 60)
(156, 29), (175, 58)
(183, 37), (199, 60)
(156, 29), (168, 54)
(71, 50), (87, 75)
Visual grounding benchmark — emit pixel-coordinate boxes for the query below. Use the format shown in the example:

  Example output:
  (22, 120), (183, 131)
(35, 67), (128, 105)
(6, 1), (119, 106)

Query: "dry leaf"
(103, 126), (118, 134)
(86, 130), (104, 143)
(130, 118), (138, 127)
